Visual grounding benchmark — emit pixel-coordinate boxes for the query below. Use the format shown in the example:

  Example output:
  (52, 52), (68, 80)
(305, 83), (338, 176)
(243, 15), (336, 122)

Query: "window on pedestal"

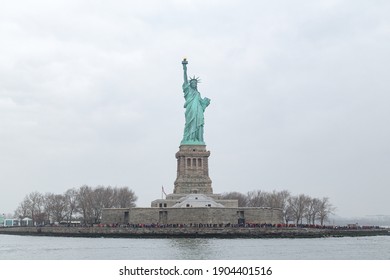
(187, 158), (191, 167)
(198, 158), (202, 167)
(192, 158), (197, 167)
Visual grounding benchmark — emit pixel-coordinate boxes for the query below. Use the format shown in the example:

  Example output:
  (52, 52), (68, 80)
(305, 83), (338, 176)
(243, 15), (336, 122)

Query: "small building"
(347, 223), (359, 229)
(20, 217), (33, 226)
(4, 219), (20, 227)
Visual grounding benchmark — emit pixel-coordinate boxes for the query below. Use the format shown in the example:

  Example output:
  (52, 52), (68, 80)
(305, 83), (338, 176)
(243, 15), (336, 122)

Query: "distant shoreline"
(0, 226), (389, 239)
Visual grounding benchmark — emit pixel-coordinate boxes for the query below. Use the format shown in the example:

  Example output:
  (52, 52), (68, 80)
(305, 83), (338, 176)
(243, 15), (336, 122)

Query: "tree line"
(221, 190), (335, 225)
(13, 186), (334, 226)
(14, 185), (137, 225)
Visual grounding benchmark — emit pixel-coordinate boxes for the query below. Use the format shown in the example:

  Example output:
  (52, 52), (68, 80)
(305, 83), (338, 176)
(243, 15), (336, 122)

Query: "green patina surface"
(180, 58), (210, 145)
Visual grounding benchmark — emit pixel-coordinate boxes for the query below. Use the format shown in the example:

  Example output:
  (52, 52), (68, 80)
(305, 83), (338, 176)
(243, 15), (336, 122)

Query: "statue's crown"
(189, 76), (201, 83)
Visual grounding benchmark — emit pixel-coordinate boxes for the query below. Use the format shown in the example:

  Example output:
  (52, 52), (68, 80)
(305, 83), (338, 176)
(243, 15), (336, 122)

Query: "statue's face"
(190, 80), (197, 89)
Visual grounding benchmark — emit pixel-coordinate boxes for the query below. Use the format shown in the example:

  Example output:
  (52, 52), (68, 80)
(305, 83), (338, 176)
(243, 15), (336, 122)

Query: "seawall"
(0, 226), (389, 239)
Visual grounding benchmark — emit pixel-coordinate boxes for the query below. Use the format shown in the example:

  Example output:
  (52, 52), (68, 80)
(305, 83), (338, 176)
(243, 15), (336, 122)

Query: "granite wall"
(102, 207), (283, 225)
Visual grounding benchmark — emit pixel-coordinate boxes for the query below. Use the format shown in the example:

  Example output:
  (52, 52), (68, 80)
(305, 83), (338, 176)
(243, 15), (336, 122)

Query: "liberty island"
(1, 59), (389, 238)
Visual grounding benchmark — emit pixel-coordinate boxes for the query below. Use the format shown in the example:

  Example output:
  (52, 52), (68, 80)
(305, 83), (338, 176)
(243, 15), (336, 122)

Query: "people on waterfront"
(95, 223), (381, 230)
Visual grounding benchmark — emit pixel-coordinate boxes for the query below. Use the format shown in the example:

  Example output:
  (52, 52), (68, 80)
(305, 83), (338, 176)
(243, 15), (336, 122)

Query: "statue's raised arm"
(180, 58), (210, 145)
(182, 58), (188, 84)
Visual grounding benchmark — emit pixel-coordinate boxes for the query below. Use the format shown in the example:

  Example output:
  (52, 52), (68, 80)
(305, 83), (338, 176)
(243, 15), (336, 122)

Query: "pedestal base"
(173, 145), (213, 194)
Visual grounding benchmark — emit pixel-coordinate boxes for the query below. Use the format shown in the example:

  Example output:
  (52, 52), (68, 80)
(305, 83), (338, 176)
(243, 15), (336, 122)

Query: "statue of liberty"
(181, 58), (211, 145)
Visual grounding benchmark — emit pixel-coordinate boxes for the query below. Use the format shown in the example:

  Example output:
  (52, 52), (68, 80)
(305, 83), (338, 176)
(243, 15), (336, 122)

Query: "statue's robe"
(181, 82), (210, 144)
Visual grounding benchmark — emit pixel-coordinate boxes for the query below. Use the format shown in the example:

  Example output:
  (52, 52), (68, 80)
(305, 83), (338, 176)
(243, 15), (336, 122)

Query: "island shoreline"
(1, 226), (389, 239)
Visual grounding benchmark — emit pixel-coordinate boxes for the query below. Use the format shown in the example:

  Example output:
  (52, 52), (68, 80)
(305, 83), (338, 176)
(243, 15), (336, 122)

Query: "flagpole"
(162, 186), (167, 199)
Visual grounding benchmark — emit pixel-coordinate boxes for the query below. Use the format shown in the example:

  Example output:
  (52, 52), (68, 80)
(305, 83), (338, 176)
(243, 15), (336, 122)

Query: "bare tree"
(284, 204), (294, 225)
(14, 197), (31, 220)
(64, 188), (79, 223)
(44, 193), (68, 224)
(264, 190), (290, 208)
(246, 190), (267, 207)
(317, 197), (335, 225)
(76, 185), (138, 224)
(220, 191), (248, 207)
(113, 187), (137, 208)
(90, 186), (114, 223)
(288, 194), (310, 225)
(16, 192), (46, 225)
(265, 190), (291, 224)
(32, 192), (46, 225)
(304, 197), (321, 225)
(77, 185), (94, 225)
(14, 185), (138, 226)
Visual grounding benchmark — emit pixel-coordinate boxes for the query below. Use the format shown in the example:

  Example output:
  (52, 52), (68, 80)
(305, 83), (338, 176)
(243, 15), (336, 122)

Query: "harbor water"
(0, 234), (389, 260)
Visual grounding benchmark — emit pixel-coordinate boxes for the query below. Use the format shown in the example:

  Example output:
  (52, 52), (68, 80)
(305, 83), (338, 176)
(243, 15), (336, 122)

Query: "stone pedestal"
(173, 145), (213, 194)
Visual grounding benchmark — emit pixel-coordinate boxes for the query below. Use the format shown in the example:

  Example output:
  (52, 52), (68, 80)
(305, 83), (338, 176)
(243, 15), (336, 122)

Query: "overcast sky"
(1, 0), (389, 218)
